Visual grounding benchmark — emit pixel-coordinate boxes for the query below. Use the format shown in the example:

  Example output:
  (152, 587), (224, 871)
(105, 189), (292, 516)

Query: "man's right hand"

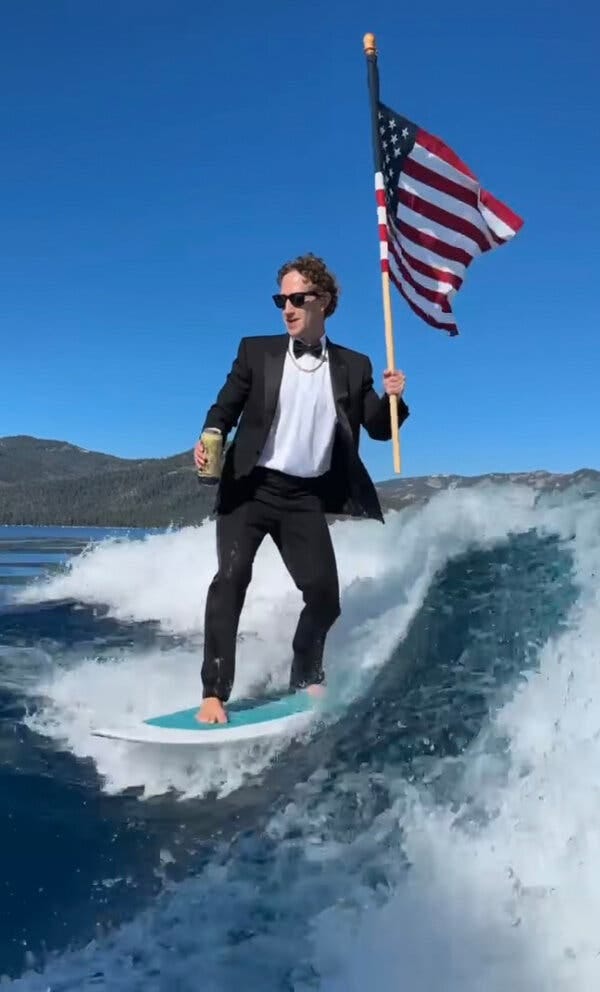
(194, 440), (208, 471)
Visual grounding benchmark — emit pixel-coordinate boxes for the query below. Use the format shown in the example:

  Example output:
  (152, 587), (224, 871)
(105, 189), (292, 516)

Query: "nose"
(283, 299), (297, 315)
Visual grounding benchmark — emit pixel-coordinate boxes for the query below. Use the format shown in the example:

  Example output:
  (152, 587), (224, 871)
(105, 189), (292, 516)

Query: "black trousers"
(202, 470), (341, 701)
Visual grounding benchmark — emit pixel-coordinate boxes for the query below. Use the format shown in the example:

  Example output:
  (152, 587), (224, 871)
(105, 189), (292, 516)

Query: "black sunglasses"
(272, 291), (321, 309)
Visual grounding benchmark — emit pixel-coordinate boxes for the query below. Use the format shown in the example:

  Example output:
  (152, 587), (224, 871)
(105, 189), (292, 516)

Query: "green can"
(198, 427), (223, 481)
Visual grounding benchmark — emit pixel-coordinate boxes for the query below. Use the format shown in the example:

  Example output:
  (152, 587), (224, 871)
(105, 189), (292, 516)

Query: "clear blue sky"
(2, 1), (598, 482)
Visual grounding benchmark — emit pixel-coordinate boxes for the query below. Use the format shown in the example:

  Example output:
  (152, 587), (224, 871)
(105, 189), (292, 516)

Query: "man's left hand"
(382, 369), (406, 397)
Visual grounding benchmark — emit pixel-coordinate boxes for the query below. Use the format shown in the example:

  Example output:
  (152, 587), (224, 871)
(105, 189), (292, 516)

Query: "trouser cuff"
(202, 685), (230, 702)
(289, 655), (325, 690)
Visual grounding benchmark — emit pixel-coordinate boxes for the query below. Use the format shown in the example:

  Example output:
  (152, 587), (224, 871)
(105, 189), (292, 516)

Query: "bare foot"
(196, 696), (228, 724)
(305, 684), (326, 700)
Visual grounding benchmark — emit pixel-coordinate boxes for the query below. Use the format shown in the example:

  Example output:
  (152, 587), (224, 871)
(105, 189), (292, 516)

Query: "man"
(194, 253), (408, 724)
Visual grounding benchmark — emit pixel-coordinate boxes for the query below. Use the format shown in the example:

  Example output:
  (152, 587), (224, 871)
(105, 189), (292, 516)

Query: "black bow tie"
(293, 339), (322, 359)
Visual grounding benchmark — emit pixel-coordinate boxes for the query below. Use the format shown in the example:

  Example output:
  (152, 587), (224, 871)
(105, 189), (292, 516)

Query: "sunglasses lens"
(272, 291), (317, 308)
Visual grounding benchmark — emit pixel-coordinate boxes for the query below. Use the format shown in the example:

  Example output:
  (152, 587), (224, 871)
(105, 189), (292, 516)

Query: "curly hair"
(276, 253), (340, 319)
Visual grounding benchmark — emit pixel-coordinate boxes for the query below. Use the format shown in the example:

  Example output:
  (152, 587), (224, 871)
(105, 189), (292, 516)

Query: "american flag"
(376, 101), (523, 336)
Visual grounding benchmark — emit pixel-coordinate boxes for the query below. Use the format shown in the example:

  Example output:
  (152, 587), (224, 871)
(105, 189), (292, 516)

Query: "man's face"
(277, 270), (329, 341)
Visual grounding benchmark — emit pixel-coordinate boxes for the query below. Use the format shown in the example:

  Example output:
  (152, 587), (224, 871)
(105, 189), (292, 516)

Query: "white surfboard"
(91, 689), (319, 745)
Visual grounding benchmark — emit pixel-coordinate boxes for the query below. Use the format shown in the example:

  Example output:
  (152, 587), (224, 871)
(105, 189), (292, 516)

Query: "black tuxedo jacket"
(202, 334), (409, 523)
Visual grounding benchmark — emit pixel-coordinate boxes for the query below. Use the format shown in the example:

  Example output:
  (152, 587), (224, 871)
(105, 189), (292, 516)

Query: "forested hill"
(0, 435), (211, 527)
(0, 435), (598, 528)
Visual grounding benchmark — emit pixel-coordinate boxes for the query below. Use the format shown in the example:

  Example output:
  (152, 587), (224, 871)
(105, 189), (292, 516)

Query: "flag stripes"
(375, 103), (523, 336)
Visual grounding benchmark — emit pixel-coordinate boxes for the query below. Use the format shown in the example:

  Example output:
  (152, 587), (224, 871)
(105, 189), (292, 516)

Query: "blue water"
(1, 480), (599, 990)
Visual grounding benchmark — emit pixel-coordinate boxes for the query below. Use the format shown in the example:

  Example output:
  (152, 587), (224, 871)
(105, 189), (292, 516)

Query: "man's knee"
(326, 594), (341, 625)
(209, 560), (253, 598)
(305, 579), (340, 624)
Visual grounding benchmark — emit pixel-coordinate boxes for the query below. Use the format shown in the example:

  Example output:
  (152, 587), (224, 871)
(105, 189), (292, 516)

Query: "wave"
(15, 482), (543, 799)
(5, 481), (600, 990)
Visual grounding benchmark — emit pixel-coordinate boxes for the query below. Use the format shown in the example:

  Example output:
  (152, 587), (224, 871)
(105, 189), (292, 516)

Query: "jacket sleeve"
(361, 358), (409, 441)
(201, 338), (252, 438)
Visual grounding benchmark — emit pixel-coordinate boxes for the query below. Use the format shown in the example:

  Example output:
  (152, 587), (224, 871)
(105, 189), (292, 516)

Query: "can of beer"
(197, 427), (223, 481)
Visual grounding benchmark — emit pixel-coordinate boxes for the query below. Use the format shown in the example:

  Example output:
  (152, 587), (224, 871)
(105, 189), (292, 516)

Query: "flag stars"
(378, 105), (416, 175)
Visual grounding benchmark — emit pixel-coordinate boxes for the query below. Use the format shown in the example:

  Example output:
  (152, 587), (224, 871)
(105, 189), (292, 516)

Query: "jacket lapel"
(263, 335), (288, 430)
(326, 340), (354, 444)
(326, 340), (348, 409)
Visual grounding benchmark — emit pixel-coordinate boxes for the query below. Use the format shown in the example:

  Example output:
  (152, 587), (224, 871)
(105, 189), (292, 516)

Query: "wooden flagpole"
(363, 32), (401, 475)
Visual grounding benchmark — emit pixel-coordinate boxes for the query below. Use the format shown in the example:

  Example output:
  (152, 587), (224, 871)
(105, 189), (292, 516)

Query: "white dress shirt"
(257, 334), (337, 478)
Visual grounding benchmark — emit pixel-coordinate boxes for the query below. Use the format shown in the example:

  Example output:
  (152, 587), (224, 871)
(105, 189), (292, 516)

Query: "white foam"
(18, 483), (542, 799)
(6, 482), (600, 990)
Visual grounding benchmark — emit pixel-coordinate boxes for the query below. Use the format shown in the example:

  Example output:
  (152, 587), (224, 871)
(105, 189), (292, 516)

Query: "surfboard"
(91, 689), (319, 745)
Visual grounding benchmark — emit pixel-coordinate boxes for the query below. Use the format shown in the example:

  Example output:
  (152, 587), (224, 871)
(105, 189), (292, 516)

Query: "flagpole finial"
(363, 33), (377, 56)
